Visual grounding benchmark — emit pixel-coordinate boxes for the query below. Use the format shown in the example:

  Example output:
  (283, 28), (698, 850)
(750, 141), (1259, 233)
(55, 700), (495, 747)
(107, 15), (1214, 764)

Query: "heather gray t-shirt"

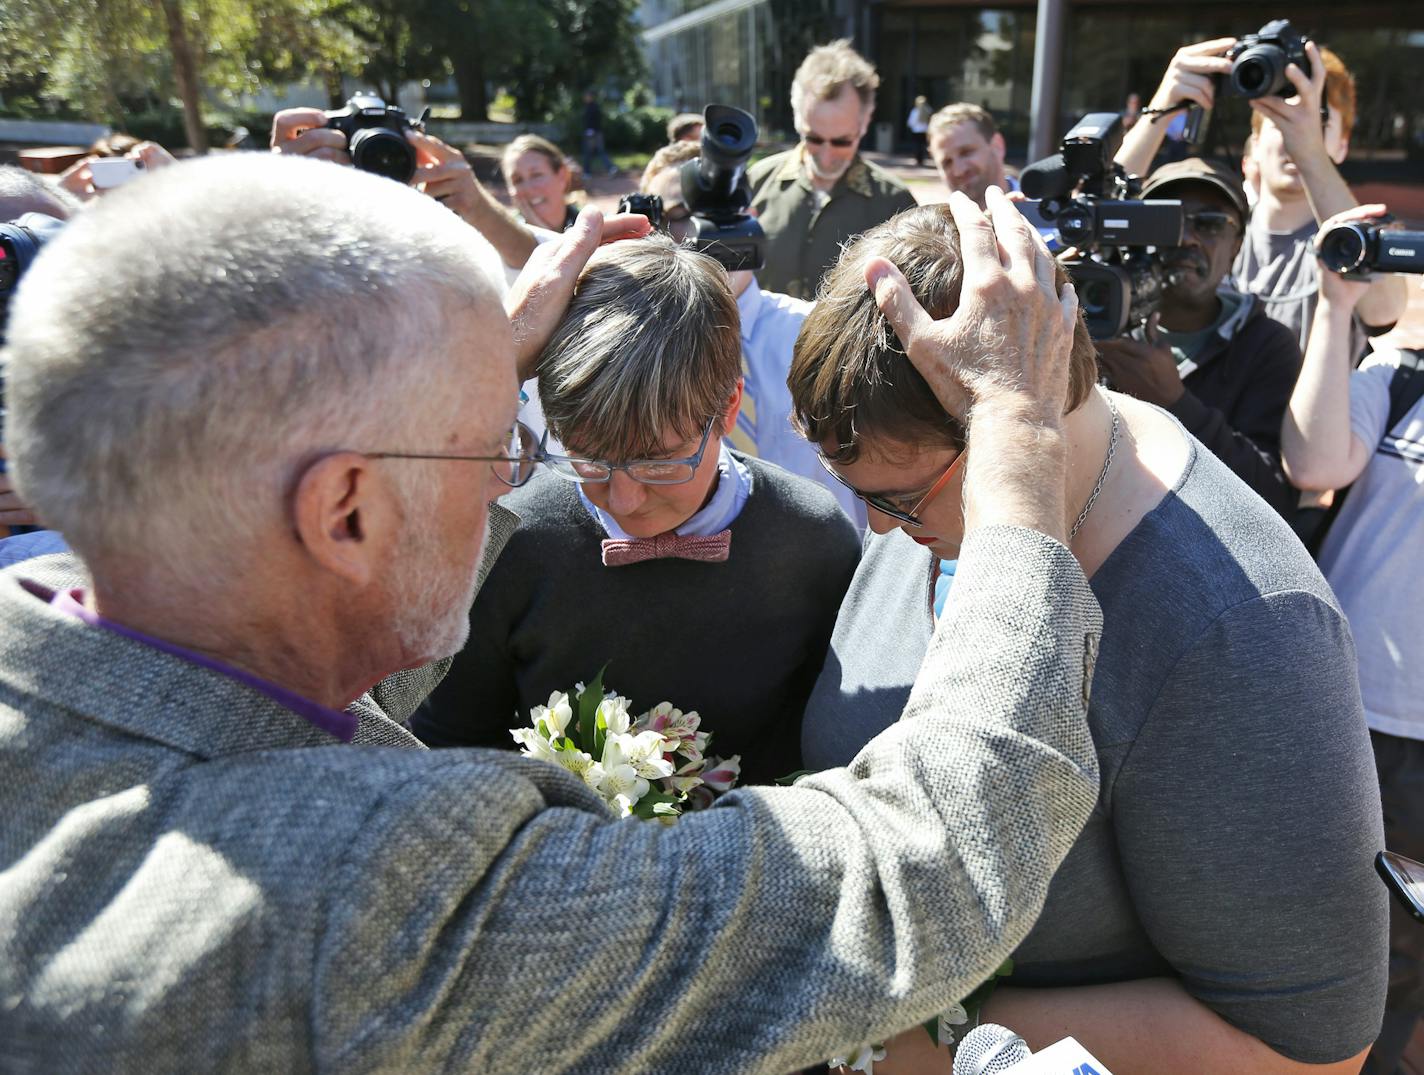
(1234, 215), (1368, 358)
(1317, 350), (1424, 741)
(804, 417), (1388, 1064)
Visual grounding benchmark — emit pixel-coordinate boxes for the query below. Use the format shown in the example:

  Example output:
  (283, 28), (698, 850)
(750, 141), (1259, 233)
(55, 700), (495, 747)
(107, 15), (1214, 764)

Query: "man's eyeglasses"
(801, 132), (857, 148)
(817, 448), (966, 527)
(544, 416), (717, 486)
(368, 420), (543, 488)
(1184, 210), (1241, 240)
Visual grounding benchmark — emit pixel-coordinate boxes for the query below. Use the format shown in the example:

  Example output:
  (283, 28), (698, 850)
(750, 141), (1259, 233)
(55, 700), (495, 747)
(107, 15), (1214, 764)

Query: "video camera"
(1319, 219), (1424, 277)
(1018, 113), (1184, 339)
(618, 104), (765, 272)
(324, 94), (427, 184)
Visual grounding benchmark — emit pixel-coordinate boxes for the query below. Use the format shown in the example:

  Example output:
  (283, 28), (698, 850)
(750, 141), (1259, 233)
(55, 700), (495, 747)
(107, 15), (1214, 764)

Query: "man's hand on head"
(504, 206), (652, 381)
(867, 188), (1078, 425)
(270, 108), (351, 166)
(866, 188), (1078, 543)
(1249, 39), (1331, 165)
(1094, 315), (1184, 407)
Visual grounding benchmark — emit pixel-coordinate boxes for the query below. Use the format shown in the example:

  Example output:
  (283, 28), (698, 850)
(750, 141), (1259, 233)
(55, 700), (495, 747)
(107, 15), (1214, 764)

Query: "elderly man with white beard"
(0, 152), (1104, 1073)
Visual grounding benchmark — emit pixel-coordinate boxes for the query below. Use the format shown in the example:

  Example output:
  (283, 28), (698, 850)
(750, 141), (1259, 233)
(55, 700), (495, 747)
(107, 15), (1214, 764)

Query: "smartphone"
(1376, 851), (1424, 923)
(89, 157), (144, 191)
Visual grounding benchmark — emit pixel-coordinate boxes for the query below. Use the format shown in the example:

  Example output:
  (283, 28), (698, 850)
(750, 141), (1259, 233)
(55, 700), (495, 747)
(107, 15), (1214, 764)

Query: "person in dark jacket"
(1095, 158), (1303, 517)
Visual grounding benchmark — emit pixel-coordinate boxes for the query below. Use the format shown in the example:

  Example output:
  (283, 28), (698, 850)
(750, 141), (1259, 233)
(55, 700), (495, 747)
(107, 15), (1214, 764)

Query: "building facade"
(639, 0), (1424, 175)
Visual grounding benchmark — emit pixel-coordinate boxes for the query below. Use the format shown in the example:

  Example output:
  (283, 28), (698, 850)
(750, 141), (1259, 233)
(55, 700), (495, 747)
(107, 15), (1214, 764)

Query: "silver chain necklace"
(1069, 391), (1119, 541)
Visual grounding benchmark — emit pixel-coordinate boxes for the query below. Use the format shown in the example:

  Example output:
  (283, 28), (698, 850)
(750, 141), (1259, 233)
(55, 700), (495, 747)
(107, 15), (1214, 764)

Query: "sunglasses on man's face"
(802, 133), (857, 148)
(1183, 210), (1241, 240)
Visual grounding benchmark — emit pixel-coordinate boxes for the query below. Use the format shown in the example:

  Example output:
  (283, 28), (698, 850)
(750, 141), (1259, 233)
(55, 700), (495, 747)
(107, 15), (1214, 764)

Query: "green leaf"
(630, 789), (683, 821)
(575, 664), (607, 754)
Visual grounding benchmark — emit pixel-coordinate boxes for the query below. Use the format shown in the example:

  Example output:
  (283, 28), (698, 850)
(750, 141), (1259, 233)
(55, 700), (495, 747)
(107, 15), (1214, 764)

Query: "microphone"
(953, 1024), (1031, 1074)
(1018, 154), (1074, 201)
(953, 1023), (1117, 1075)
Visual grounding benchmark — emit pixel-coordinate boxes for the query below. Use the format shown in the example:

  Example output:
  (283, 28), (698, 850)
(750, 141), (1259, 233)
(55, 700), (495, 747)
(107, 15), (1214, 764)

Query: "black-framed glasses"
(1184, 210), (1241, 240)
(544, 417), (717, 486)
(368, 420), (543, 488)
(801, 132), (857, 148)
(816, 448), (966, 527)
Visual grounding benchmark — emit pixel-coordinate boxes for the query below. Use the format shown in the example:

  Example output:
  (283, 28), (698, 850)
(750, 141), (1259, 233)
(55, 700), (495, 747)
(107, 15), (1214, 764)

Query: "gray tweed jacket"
(0, 515), (1102, 1074)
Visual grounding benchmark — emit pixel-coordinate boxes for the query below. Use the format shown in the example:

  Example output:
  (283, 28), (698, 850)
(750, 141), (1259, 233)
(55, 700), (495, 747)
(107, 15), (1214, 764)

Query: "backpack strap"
(1386, 348), (1424, 439)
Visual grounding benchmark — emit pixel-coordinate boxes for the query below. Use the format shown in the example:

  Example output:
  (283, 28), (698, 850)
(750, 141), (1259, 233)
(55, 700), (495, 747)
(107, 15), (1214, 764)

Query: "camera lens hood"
(1231, 45), (1288, 99)
(1318, 223), (1370, 274)
(349, 126), (416, 184)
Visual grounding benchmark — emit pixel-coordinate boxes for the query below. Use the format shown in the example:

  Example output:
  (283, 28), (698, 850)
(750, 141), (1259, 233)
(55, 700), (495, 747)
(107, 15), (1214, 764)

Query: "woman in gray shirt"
(791, 200), (1385, 1073)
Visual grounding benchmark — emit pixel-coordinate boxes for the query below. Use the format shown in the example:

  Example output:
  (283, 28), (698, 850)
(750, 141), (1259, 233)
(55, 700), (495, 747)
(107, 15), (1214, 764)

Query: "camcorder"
(1319, 220), (1424, 277)
(1183, 20), (1313, 145)
(617, 104), (765, 272)
(1018, 113), (1184, 339)
(325, 94), (427, 184)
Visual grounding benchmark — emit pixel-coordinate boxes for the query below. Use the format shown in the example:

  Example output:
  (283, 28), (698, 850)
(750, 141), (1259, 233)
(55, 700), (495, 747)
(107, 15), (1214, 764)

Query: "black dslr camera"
(1182, 20), (1313, 145)
(325, 94), (426, 184)
(0, 213), (66, 342)
(1018, 114), (1185, 339)
(1319, 220), (1424, 277)
(1226, 19), (1312, 99)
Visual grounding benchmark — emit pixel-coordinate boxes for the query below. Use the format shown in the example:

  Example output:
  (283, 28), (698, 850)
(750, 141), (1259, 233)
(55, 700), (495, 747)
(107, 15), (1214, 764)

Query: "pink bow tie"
(601, 529), (732, 567)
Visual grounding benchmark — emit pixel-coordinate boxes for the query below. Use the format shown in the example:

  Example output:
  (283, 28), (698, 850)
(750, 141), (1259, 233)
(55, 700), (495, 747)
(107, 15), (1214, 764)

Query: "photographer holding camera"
(271, 103), (538, 272)
(1116, 31), (1407, 354)
(1283, 204), (1424, 1075)
(1094, 159), (1304, 517)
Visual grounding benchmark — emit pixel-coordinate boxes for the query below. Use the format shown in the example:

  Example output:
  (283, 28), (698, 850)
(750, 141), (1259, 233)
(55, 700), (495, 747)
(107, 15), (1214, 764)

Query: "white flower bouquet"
(511, 668), (741, 819)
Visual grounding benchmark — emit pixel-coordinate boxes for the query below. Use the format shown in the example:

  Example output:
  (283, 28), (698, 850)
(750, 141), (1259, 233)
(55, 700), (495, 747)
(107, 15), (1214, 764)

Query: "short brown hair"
(501, 134), (568, 182)
(792, 40), (879, 121)
(667, 113), (704, 142)
(1249, 44), (1356, 141)
(927, 103), (998, 144)
(537, 234), (740, 460)
(640, 140), (700, 192)
(789, 204), (1098, 463)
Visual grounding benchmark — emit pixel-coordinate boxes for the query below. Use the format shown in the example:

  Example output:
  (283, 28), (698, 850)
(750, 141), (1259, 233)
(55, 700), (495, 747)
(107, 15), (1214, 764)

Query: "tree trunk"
(155, 0), (208, 154)
(452, 50), (489, 121)
(325, 67), (346, 109)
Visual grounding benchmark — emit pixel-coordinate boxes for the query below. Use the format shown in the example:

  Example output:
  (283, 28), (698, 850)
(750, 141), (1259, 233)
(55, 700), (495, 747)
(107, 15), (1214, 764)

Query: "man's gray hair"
(0, 165), (79, 220)
(537, 234), (739, 461)
(2, 154), (503, 578)
(791, 40), (880, 129)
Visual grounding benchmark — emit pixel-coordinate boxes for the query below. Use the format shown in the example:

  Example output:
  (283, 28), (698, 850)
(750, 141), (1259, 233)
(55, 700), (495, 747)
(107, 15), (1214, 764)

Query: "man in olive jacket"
(0, 155), (1099, 1073)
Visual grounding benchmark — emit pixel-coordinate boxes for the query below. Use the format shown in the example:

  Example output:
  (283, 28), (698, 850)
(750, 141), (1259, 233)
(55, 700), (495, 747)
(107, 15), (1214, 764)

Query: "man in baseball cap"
(1096, 157), (1304, 516)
